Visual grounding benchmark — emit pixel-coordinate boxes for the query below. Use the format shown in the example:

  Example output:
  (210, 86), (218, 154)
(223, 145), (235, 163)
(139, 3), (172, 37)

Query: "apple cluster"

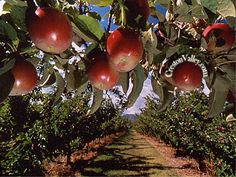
(87, 28), (144, 90)
(160, 23), (235, 92)
(87, 0), (150, 90)
(9, 6), (73, 96)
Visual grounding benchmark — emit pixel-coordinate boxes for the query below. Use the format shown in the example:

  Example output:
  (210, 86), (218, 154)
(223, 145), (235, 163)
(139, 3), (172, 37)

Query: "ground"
(75, 130), (210, 177)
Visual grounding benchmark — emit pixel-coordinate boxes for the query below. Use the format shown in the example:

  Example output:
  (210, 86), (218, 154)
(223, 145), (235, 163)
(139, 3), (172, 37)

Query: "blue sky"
(90, 4), (167, 31)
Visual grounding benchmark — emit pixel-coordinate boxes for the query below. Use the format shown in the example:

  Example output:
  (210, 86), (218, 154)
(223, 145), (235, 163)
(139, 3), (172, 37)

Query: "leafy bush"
(134, 91), (236, 176)
(0, 91), (130, 175)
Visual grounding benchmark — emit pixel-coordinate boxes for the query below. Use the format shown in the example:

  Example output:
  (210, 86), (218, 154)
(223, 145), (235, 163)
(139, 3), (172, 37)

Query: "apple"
(10, 59), (38, 96)
(27, 7), (73, 54)
(124, 0), (150, 22)
(106, 28), (143, 72)
(87, 51), (119, 90)
(172, 61), (203, 91)
(202, 23), (235, 53)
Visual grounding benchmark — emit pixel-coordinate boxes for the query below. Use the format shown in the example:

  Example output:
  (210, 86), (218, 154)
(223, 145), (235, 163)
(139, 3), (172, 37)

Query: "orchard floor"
(78, 130), (210, 177)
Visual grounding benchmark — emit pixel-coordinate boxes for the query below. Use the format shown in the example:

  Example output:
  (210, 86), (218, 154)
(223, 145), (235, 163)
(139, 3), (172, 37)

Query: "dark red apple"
(106, 28), (143, 72)
(202, 23), (235, 53)
(87, 52), (119, 90)
(27, 7), (73, 54)
(172, 61), (203, 91)
(10, 59), (38, 96)
(124, 0), (150, 22)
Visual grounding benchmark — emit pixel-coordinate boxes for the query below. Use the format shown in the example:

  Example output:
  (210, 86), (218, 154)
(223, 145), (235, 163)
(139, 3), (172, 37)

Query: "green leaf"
(0, 71), (14, 104)
(118, 72), (129, 94)
(0, 58), (15, 76)
(127, 64), (146, 108)
(10, 6), (27, 32)
(142, 28), (158, 64)
(208, 71), (231, 117)
(201, 0), (217, 14)
(53, 70), (65, 105)
(0, 20), (19, 47)
(4, 0), (27, 7)
(217, 0), (236, 17)
(37, 68), (52, 86)
(89, 0), (112, 6)
(151, 78), (174, 112)
(87, 89), (103, 114)
(65, 65), (88, 90)
(73, 15), (103, 42)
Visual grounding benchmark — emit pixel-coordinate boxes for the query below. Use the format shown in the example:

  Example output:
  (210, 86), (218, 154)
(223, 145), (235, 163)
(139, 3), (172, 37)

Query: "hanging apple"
(172, 61), (203, 91)
(106, 28), (143, 72)
(27, 7), (73, 54)
(202, 23), (235, 53)
(87, 51), (119, 90)
(10, 59), (38, 96)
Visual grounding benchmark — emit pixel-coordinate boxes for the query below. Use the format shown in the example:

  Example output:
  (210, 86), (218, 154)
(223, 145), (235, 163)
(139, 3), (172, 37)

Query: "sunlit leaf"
(208, 71), (231, 117)
(53, 70), (65, 105)
(89, 0), (112, 6)
(87, 89), (103, 114)
(118, 72), (129, 94)
(127, 64), (146, 108)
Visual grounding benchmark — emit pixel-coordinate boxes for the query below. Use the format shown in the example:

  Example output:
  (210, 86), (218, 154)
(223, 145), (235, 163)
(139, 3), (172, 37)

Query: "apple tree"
(0, 0), (235, 117)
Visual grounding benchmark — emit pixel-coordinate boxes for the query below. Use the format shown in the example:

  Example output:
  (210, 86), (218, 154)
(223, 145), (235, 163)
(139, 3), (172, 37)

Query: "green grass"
(80, 131), (179, 177)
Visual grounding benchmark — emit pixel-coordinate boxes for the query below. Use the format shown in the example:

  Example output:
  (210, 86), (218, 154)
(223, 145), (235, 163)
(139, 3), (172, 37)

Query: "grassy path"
(80, 131), (179, 177)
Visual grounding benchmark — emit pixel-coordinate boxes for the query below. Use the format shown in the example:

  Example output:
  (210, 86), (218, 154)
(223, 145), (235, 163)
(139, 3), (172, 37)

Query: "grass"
(79, 130), (179, 177)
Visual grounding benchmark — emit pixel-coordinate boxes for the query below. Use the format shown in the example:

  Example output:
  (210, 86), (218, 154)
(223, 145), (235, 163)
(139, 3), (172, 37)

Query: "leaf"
(142, 28), (158, 64)
(73, 15), (103, 42)
(10, 6), (27, 31)
(201, 0), (217, 14)
(166, 45), (181, 58)
(53, 70), (65, 106)
(37, 68), (52, 86)
(220, 63), (236, 94)
(42, 73), (56, 88)
(208, 71), (231, 117)
(88, 12), (101, 21)
(189, 4), (208, 19)
(151, 78), (174, 112)
(127, 64), (146, 108)
(4, 0), (27, 7)
(0, 20), (19, 47)
(65, 65), (88, 90)
(89, 0), (112, 6)
(217, 0), (236, 17)
(87, 89), (103, 114)
(118, 72), (129, 94)
(0, 71), (14, 104)
(0, 58), (15, 76)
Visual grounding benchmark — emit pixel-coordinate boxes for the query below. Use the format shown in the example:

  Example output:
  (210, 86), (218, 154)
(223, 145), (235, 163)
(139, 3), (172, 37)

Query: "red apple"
(202, 23), (235, 53)
(106, 28), (143, 72)
(87, 52), (119, 90)
(10, 59), (38, 96)
(27, 7), (73, 54)
(124, 0), (150, 22)
(172, 61), (203, 91)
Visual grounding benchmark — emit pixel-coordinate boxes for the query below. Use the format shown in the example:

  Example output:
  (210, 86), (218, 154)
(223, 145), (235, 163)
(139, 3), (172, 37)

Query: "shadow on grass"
(74, 133), (181, 176)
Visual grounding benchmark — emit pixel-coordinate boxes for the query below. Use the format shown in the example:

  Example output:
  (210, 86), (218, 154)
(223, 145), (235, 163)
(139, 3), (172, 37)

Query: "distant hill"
(123, 114), (137, 121)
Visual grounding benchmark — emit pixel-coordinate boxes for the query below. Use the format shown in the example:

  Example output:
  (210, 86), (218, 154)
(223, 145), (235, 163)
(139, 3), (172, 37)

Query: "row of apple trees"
(0, 88), (131, 176)
(0, 0), (235, 117)
(133, 91), (236, 176)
